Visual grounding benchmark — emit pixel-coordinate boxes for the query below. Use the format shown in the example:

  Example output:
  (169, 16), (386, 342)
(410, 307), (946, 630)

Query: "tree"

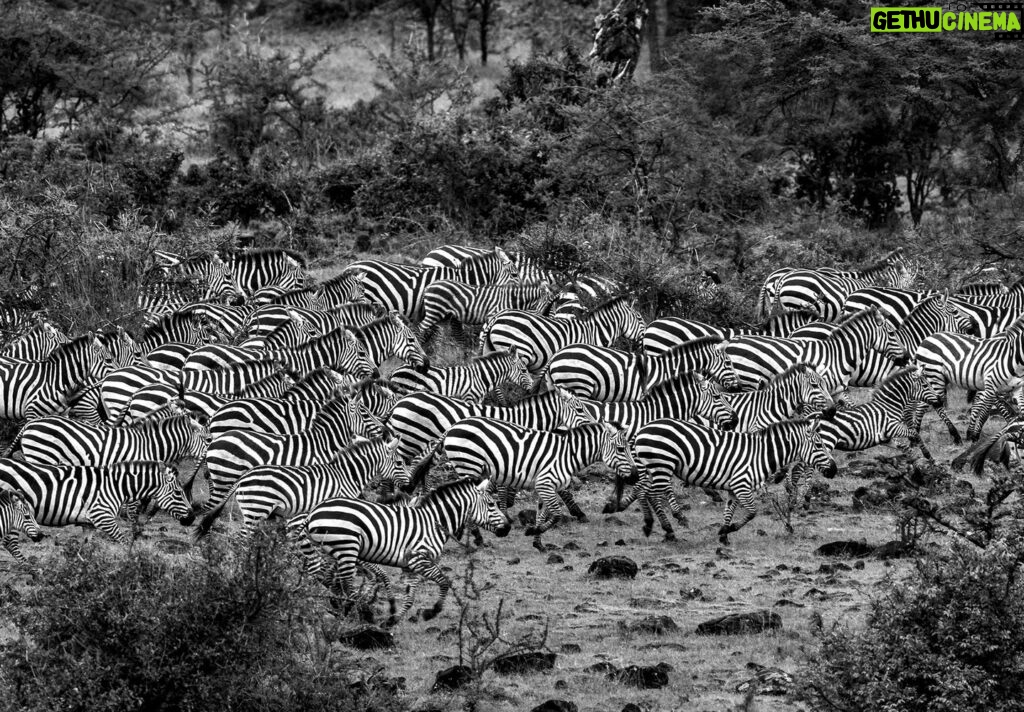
(408, 0), (443, 60)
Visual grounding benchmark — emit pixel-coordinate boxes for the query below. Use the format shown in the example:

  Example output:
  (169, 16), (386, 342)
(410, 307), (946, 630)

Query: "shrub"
(799, 538), (1024, 712)
(0, 529), (407, 712)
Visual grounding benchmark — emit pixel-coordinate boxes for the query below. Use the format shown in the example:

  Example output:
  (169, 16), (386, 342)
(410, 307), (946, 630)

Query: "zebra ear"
(476, 479), (495, 493)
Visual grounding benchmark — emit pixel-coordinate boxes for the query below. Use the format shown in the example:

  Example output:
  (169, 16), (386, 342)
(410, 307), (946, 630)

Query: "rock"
(614, 539), (627, 546)
(814, 540), (875, 558)
(563, 541), (580, 551)
(507, 557), (521, 565)
(629, 615), (679, 635)
(490, 650), (557, 675)
(681, 587), (704, 601)
(334, 625), (394, 650)
(588, 556), (639, 579)
(560, 643), (582, 654)
(773, 599), (805, 608)
(529, 700), (577, 712)
(432, 665), (474, 692)
(518, 509), (537, 526)
(853, 560), (865, 570)
(554, 679), (568, 690)
(696, 610), (783, 636)
(818, 562), (851, 574)
(616, 662), (671, 689)
(621, 705), (644, 712)
(597, 540), (609, 547)
(586, 661), (620, 675)
(872, 540), (911, 560)
(547, 553), (565, 564)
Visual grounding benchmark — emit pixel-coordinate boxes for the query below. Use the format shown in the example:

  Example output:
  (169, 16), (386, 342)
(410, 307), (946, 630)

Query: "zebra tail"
(194, 479), (239, 540)
(406, 439), (442, 494)
(1, 420), (31, 458)
(756, 282), (771, 320)
(967, 431), (1013, 477)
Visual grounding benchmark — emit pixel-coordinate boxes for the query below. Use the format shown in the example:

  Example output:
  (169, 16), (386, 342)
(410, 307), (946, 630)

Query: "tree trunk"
(646, 0), (667, 72)
(479, 0), (494, 65)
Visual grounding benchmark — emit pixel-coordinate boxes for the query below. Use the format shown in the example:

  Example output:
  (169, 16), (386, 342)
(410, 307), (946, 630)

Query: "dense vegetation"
(2, 1), (1024, 710)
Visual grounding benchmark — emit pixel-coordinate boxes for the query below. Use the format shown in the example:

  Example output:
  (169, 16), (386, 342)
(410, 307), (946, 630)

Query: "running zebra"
(0, 320), (68, 361)
(388, 348), (532, 402)
(197, 437), (411, 541)
(0, 334), (110, 421)
(725, 363), (835, 432)
(420, 244), (558, 284)
(790, 293), (976, 387)
(0, 459), (194, 546)
(388, 387), (593, 465)
(547, 336), (738, 400)
(642, 311), (818, 353)
(349, 312), (427, 369)
(203, 395), (382, 509)
(914, 314), (1024, 444)
(426, 419), (636, 551)
(815, 366), (937, 460)
(223, 248), (309, 298)
(289, 478), (511, 625)
(480, 295), (646, 376)
(418, 281), (558, 345)
(13, 413), (208, 467)
(343, 249), (519, 321)
(724, 307), (909, 395)
(626, 418), (836, 543)
(0, 489), (43, 567)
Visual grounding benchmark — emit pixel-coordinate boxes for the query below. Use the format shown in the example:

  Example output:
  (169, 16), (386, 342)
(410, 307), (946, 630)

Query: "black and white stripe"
(418, 281), (557, 344)
(643, 311), (818, 352)
(388, 348), (532, 402)
(0, 320), (68, 362)
(349, 312), (426, 369)
(224, 248), (309, 299)
(725, 363), (835, 432)
(0, 334), (110, 421)
(0, 489), (43, 566)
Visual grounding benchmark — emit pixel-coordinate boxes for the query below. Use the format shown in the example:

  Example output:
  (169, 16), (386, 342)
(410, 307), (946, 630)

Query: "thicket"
(0, 532), (406, 712)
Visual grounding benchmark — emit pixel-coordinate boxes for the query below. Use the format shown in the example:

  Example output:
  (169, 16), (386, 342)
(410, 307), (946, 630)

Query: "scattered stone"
(617, 662), (672, 689)
(696, 610), (782, 636)
(547, 553), (565, 565)
(334, 625), (394, 650)
(872, 541), (911, 560)
(586, 661), (620, 676)
(588, 556), (639, 579)
(529, 700), (577, 712)
(622, 705), (644, 712)
(804, 588), (832, 601)
(628, 596), (669, 609)
(560, 643), (582, 654)
(756, 529), (767, 536)
(853, 560), (865, 570)
(597, 540), (609, 547)
(629, 615), (679, 636)
(490, 650), (557, 675)
(818, 562), (851, 574)
(432, 665), (474, 692)
(681, 587), (704, 601)
(614, 538), (627, 546)
(518, 509), (537, 526)
(563, 541), (580, 551)
(773, 599), (805, 608)
(554, 679), (568, 690)
(562, 565), (574, 572)
(507, 557), (521, 565)
(639, 641), (687, 652)
(814, 540), (875, 558)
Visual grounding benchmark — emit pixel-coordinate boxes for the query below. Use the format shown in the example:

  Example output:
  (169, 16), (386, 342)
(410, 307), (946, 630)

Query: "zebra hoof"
(642, 521), (653, 538)
(420, 607), (440, 622)
(524, 526), (539, 537)
(383, 615), (399, 629)
(663, 532), (677, 543)
(575, 514), (589, 523)
(532, 540), (546, 553)
(717, 529), (732, 546)
(601, 501), (618, 514)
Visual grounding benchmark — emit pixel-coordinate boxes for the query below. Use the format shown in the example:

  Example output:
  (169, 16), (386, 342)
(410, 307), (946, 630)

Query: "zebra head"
(937, 292), (980, 337)
(387, 311), (428, 370)
(696, 375), (738, 430)
(338, 329), (380, 380)
(712, 340), (741, 391)
(4, 490), (43, 543)
(186, 415), (211, 460)
(794, 363), (835, 418)
(494, 247), (520, 284)
(554, 387), (597, 429)
(599, 423), (639, 483)
(471, 479), (512, 537)
(619, 297), (647, 347)
(802, 423), (838, 479)
(383, 437), (412, 491)
(155, 464), (196, 525)
(861, 308), (911, 366)
(500, 346), (534, 391)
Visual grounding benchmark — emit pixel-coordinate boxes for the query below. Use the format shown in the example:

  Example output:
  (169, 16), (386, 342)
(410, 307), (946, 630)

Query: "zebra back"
(0, 320), (69, 362)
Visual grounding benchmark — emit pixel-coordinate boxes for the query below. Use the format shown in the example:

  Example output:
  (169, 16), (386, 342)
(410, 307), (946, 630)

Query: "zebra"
(177, 302), (257, 341)
(206, 378), (396, 436)
(963, 375), (1024, 442)
(772, 260), (916, 322)
(152, 251), (240, 302)
(756, 249), (908, 318)
(957, 281), (1009, 298)
(387, 386), (594, 466)
(546, 336), (739, 400)
(626, 418), (836, 543)
(947, 299), (1024, 339)
(177, 316), (312, 369)
(420, 244), (559, 285)
(425, 419), (636, 551)
(0, 333), (111, 421)
(418, 281), (558, 345)
(724, 307), (910, 395)
(197, 437), (411, 541)
(342, 248), (519, 321)
(222, 248), (309, 298)
(0, 319), (68, 361)
(480, 295), (647, 376)
(0, 489), (43, 567)
(387, 348), (532, 402)
(250, 285), (320, 308)
(914, 314), (1024, 444)
(349, 312), (427, 369)
(136, 312), (213, 354)
(0, 459), (195, 545)
(241, 302), (387, 340)
(790, 293), (977, 387)
(815, 366), (937, 460)
(841, 287), (937, 325)
(725, 363), (836, 432)
(289, 478), (511, 625)
(14, 413), (208, 468)
(203, 394), (383, 509)
(578, 370), (739, 441)
(312, 271), (369, 310)
(642, 310), (819, 352)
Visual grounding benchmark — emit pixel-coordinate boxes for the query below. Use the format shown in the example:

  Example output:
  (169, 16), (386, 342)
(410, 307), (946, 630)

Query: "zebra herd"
(0, 244), (1022, 625)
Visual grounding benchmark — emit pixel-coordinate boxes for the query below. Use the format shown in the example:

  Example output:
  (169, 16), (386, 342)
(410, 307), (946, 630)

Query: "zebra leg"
(718, 489), (757, 545)
(524, 476), (568, 552)
(357, 562), (395, 626)
(88, 507), (130, 546)
(643, 475), (676, 541)
(667, 489), (687, 522)
(937, 405), (963, 445)
(2, 533), (30, 567)
(966, 388), (999, 442)
(406, 548), (451, 622)
(557, 490), (588, 523)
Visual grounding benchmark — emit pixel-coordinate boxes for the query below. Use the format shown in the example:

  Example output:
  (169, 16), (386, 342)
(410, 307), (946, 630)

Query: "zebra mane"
(130, 413), (194, 433)
(859, 248), (905, 275)
(469, 349), (518, 365)
(1004, 311), (1024, 339)
(46, 333), (97, 361)
(415, 477), (478, 506)
(755, 417), (814, 436)
(584, 293), (633, 317)
(296, 325), (357, 351)
(767, 362), (817, 386)
(140, 311), (200, 339)
(754, 309), (818, 331)
(660, 335), (724, 357)
(228, 247), (308, 266)
(830, 306), (878, 335)
(872, 366), (918, 397)
(644, 370), (704, 396)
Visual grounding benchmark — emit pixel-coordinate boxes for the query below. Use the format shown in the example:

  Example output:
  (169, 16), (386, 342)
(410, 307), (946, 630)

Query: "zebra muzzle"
(494, 521), (512, 538)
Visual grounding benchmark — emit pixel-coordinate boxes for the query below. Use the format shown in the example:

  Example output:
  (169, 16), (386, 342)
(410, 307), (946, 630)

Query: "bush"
(0, 530), (407, 712)
(799, 538), (1024, 712)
